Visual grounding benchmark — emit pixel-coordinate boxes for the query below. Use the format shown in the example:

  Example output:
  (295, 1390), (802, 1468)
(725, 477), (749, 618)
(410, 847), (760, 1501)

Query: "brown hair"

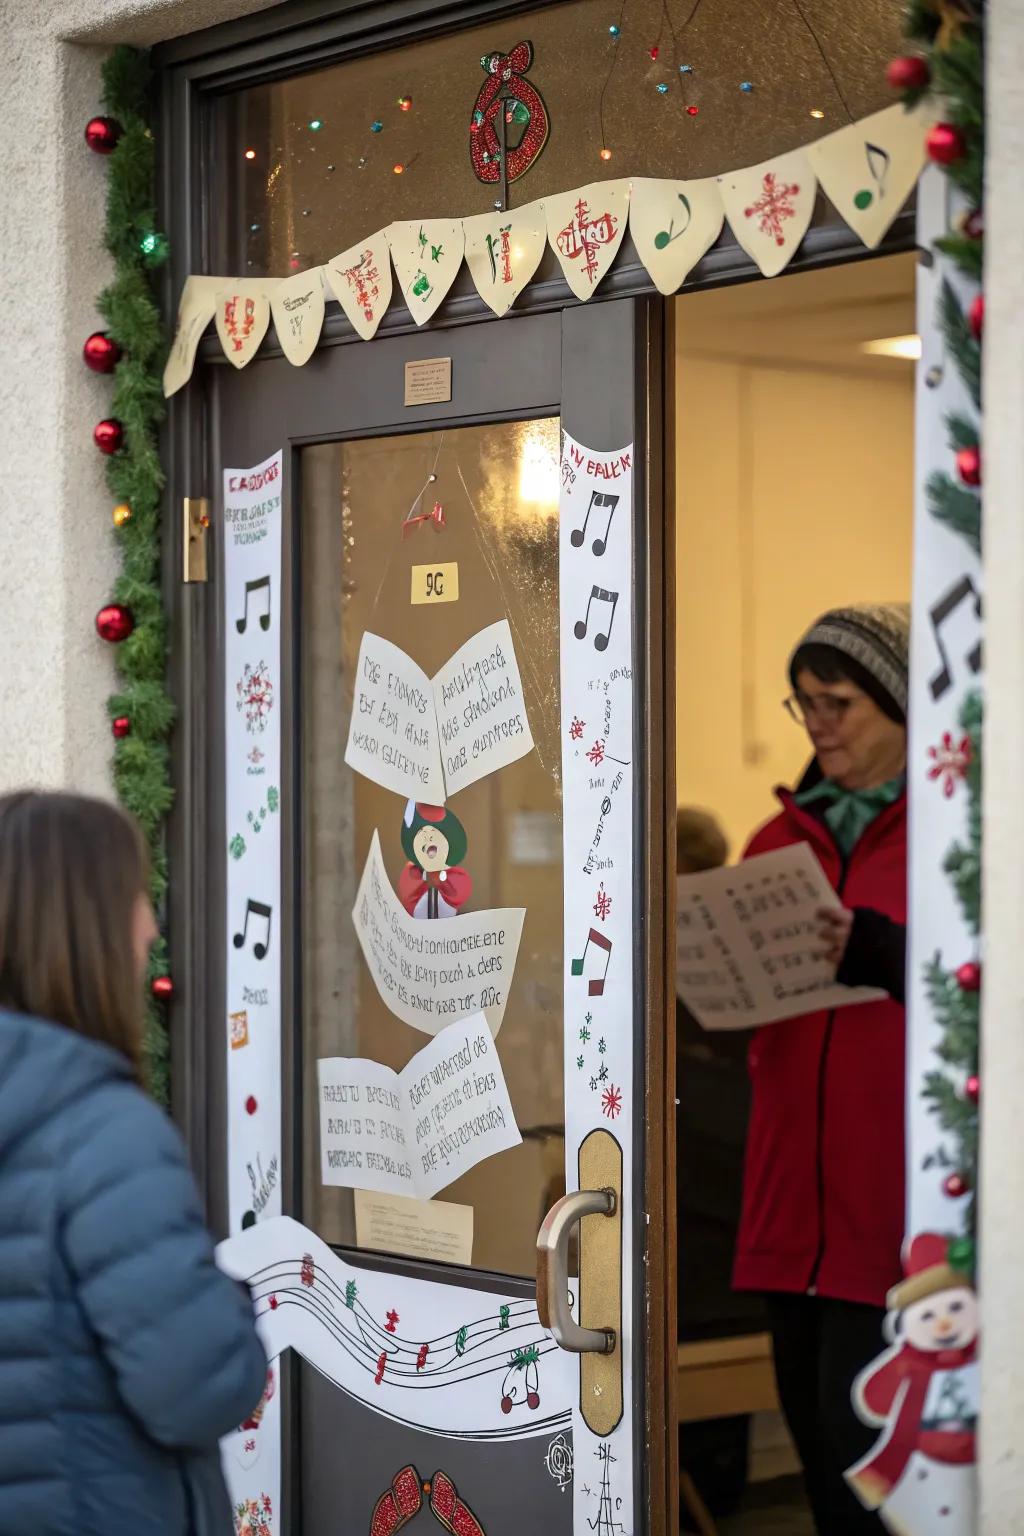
(676, 807), (729, 874)
(0, 791), (149, 1076)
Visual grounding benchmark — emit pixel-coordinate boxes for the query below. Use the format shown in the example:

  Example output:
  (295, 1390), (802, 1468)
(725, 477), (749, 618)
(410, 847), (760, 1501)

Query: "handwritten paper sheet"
(318, 1015), (521, 1199)
(353, 831), (525, 1036)
(343, 620), (533, 803)
(676, 843), (887, 1030)
(353, 1190), (474, 1266)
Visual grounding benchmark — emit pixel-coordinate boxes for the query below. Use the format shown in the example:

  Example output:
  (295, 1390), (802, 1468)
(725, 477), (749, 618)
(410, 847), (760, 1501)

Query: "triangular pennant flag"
(807, 102), (933, 250)
(214, 280), (273, 369)
(163, 275), (224, 396)
(462, 201), (547, 317)
(629, 177), (724, 296)
(545, 181), (630, 301)
(324, 235), (393, 340)
(270, 268), (326, 366)
(388, 220), (465, 325)
(718, 150), (817, 278)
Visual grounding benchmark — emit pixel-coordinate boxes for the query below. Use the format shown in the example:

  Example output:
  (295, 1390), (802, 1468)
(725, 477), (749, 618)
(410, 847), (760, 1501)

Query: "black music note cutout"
(571, 926), (613, 997)
(233, 899), (272, 960)
(236, 575), (272, 635)
(571, 491), (619, 556)
(574, 585), (619, 652)
(929, 575), (983, 700)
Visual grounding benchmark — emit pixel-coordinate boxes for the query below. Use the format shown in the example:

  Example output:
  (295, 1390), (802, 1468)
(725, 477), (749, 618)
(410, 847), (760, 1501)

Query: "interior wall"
(674, 259), (916, 857)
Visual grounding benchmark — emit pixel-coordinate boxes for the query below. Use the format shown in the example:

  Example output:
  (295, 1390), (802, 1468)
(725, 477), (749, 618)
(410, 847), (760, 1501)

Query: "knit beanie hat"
(789, 603), (911, 721)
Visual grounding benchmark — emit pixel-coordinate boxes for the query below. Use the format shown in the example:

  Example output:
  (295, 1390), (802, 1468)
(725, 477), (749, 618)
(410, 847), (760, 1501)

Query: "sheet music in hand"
(675, 843), (888, 1031)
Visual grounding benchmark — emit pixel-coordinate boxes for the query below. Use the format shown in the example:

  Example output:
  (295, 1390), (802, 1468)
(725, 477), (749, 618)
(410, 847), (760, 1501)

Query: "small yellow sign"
(411, 562), (459, 605)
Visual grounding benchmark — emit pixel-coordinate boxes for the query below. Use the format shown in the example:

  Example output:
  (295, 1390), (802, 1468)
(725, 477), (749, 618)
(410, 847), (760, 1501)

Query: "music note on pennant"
(574, 585), (619, 652)
(570, 491), (619, 556)
(233, 898), (273, 960)
(237, 575), (272, 634)
(854, 141), (892, 210)
(653, 193), (693, 250)
(571, 926), (613, 997)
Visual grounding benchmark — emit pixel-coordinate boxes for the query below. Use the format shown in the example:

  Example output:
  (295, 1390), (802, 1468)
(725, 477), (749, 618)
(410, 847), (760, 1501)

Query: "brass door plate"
(579, 1127), (623, 1435)
(183, 497), (210, 583)
(404, 356), (452, 406)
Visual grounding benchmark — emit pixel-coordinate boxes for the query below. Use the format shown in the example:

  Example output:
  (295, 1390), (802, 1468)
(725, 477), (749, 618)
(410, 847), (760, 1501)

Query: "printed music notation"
(233, 898), (273, 960)
(574, 586), (619, 653)
(236, 575), (272, 635)
(570, 491), (618, 557)
(571, 926), (613, 997)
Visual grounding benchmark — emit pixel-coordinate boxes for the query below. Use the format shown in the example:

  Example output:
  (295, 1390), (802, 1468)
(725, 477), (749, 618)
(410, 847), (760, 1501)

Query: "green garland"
(95, 47), (174, 1104)
(895, 3), (983, 1233)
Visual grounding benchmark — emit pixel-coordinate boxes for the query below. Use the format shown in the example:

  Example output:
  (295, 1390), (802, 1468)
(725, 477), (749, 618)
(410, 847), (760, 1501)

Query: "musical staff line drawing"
(233, 898), (272, 960)
(571, 491), (619, 556)
(574, 586), (619, 652)
(236, 574), (272, 634)
(571, 927), (613, 997)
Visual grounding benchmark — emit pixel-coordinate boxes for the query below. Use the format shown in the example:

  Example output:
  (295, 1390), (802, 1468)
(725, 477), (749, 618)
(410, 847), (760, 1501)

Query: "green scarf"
(794, 776), (904, 857)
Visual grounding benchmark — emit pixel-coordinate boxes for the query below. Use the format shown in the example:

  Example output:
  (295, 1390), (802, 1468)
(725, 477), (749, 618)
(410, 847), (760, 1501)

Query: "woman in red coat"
(732, 603), (910, 1535)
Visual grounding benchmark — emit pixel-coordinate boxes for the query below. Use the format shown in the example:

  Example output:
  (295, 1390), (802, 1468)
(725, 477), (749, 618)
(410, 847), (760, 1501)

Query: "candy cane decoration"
(469, 40), (550, 186)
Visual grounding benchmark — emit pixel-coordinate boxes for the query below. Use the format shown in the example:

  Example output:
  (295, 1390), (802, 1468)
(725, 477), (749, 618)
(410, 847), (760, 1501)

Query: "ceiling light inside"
(861, 334), (922, 361)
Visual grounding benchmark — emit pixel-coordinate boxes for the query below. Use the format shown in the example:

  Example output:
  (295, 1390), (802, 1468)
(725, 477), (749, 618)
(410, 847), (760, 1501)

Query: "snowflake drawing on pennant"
(586, 740), (606, 766)
(744, 171), (801, 247)
(569, 716), (585, 741)
(593, 883), (612, 921)
(237, 660), (274, 733)
(601, 1083), (623, 1119)
(927, 731), (972, 798)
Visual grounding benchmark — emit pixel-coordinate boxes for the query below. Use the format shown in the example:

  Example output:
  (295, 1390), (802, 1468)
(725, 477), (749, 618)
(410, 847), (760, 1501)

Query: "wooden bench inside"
(677, 1332), (779, 1422)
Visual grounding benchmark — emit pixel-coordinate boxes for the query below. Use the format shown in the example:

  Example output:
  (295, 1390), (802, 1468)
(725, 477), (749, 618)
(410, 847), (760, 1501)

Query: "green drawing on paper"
(510, 1345), (540, 1370)
(455, 1325), (469, 1356)
(431, 243), (444, 263)
(229, 834), (246, 860)
(345, 1279), (358, 1308)
(499, 1305), (510, 1331)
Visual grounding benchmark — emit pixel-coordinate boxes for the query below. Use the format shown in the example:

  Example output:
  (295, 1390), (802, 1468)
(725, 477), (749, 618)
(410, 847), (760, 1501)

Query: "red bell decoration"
(943, 1172), (969, 1199)
(151, 975), (174, 1002)
(93, 418), (124, 456)
(82, 332), (122, 374)
(85, 115), (122, 154)
(111, 715), (131, 740)
(969, 293), (984, 340)
(956, 445), (981, 487)
(956, 960), (982, 992)
(965, 1074), (980, 1104)
(886, 55), (929, 92)
(927, 122), (967, 165)
(95, 604), (134, 643)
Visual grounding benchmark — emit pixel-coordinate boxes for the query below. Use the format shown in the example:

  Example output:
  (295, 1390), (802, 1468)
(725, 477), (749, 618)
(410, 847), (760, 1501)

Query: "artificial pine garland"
(892, 1), (983, 1232)
(91, 47), (174, 1103)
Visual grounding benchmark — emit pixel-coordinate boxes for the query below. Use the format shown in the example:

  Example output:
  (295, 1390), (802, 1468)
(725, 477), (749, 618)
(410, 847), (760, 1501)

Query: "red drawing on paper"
(556, 198), (619, 285)
(593, 883), (612, 922)
(744, 172), (802, 247)
(240, 1367), (275, 1432)
(416, 1343), (430, 1371)
(927, 732), (972, 798)
(500, 1346), (541, 1414)
(339, 250), (383, 324)
(248, 745), (265, 766)
(233, 1493), (273, 1536)
(223, 295), (256, 353)
(375, 1351), (388, 1385)
(569, 717), (585, 741)
(601, 1083), (623, 1119)
(268, 1294), (278, 1310)
(237, 660), (274, 733)
(469, 40), (550, 186)
(586, 740), (605, 766)
(301, 1253), (315, 1288)
(386, 1309), (400, 1333)
(485, 225), (514, 285)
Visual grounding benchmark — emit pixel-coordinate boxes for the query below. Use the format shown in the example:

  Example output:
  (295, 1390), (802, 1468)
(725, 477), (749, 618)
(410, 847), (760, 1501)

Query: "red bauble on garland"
(965, 1074), (980, 1104)
(927, 122), (967, 165)
(85, 115), (122, 154)
(886, 55), (929, 92)
(95, 604), (134, 643)
(82, 332), (122, 374)
(969, 293), (984, 340)
(93, 418), (124, 455)
(943, 1172), (969, 1199)
(956, 960), (982, 992)
(956, 445), (982, 487)
(151, 975), (174, 1002)
(111, 715), (131, 740)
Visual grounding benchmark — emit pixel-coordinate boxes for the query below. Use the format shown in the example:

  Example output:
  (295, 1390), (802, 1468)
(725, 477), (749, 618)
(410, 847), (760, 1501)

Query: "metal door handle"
(536, 1188), (617, 1354)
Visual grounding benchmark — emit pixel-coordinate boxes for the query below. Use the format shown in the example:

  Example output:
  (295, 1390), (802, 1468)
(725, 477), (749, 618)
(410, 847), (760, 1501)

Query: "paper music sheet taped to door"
(675, 843), (887, 1030)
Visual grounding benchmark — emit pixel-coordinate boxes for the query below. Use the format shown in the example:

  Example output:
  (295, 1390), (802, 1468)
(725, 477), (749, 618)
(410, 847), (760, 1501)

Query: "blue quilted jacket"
(0, 1010), (268, 1536)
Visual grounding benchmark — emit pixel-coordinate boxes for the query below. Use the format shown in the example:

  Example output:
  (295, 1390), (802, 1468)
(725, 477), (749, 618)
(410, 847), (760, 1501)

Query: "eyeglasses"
(783, 693), (854, 727)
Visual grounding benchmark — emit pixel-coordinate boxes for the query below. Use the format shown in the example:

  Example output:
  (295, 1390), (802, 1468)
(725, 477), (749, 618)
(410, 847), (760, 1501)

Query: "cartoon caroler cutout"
(397, 801), (473, 920)
(846, 1231), (979, 1536)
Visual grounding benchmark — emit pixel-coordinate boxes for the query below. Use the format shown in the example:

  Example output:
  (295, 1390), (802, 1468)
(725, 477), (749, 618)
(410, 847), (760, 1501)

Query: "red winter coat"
(732, 783), (907, 1307)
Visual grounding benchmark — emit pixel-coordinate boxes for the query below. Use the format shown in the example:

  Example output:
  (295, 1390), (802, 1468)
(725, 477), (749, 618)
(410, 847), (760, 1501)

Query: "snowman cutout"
(846, 1232), (978, 1536)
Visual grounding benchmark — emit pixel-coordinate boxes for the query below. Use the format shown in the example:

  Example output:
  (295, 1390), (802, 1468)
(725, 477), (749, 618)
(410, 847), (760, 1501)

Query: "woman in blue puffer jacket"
(0, 790), (268, 1536)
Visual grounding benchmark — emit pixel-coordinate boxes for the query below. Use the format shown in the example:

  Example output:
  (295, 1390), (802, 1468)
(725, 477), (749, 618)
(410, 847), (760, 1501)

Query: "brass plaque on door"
(579, 1127), (623, 1435)
(404, 356), (452, 406)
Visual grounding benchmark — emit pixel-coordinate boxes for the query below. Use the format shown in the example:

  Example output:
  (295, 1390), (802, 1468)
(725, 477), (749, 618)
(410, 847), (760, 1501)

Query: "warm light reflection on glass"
(861, 334), (922, 360)
(517, 423), (560, 511)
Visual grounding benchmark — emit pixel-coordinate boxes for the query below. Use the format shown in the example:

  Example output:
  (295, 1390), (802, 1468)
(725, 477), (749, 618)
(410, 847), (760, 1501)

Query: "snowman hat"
(887, 1232), (967, 1312)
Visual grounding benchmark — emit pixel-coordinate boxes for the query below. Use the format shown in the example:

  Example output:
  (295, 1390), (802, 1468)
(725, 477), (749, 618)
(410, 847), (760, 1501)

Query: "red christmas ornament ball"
(93, 418), (124, 455)
(965, 1074), (981, 1104)
(84, 115), (122, 154)
(956, 445), (982, 487)
(956, 960), (982, 992)
(886, 55), (930, 92)
(927, 122), (967, 165)
(95, 604), (134, 643)
(111, 715), (131, 740)
(943, 1172), (969, 1199)
(969, 293), (984, 340)
(151, 975), (174, 1002)
(82, 331), (122, 374)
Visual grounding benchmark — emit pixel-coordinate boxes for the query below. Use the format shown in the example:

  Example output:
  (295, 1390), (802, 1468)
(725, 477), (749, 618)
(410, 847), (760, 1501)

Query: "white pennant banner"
(388, 218), (465, 325)
(463, 200), (547, 316)
(324, 235), (393, 340)
(214, 279), (274, 370)
(269, 267), (326, 367)
(545, 179), (630, 302)
(807, 101), (932, 251)
(628, 176), (725, 297)
(717, 149), (818, 279)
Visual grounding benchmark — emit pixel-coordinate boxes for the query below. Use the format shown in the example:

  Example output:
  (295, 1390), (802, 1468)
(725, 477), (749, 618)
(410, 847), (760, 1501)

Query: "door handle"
(536, 1188), (617, 1354)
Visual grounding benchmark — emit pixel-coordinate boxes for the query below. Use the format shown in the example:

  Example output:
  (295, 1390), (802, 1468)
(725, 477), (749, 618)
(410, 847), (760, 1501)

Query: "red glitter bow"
(369, 1468), (487, 1536)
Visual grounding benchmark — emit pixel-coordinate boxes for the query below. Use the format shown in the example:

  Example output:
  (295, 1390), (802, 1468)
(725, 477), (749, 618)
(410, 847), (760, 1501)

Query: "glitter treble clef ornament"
(469, 40), (550, 186)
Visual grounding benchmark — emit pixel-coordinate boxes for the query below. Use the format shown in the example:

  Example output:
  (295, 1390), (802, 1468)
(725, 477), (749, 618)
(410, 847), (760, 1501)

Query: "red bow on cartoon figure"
(846, 1232), (979, 1520)
(397, 802), (473, 920)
